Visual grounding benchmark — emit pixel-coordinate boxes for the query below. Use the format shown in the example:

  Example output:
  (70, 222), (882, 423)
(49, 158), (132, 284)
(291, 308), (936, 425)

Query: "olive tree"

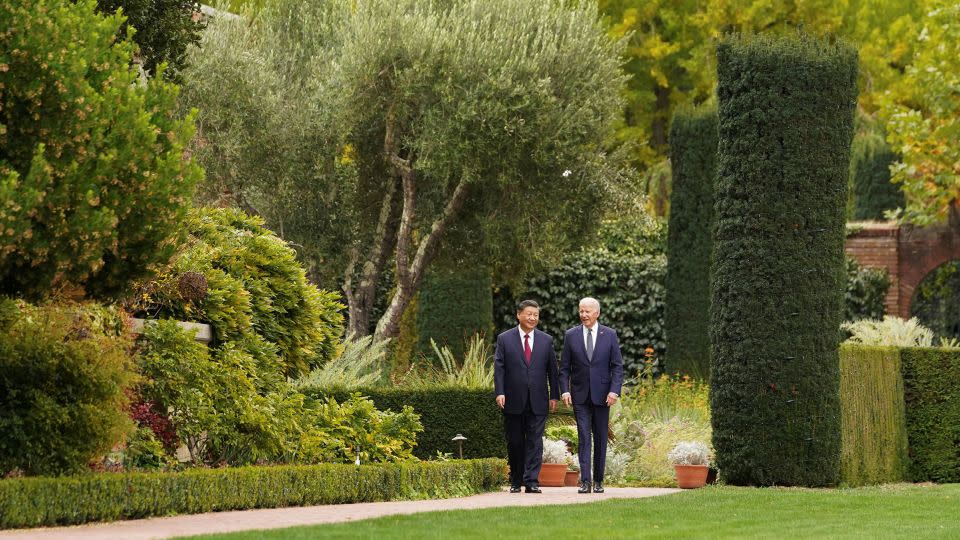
(182, 0), (628, 339)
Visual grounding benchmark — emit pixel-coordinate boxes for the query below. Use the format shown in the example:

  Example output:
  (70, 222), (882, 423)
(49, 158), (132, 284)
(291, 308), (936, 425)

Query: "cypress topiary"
(664, 105), (718, 378)
(710, 33), (858, 486)
(850, 127), (903, 221)
(416, 267), (493, 361)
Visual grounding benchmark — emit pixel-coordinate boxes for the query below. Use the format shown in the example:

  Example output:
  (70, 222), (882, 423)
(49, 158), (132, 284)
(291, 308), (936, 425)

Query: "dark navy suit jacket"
(559, 324), (624, 406)
(494, 327), (560, 415)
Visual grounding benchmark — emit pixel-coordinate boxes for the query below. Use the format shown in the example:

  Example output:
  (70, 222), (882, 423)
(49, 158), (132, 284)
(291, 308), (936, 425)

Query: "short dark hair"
(517, 299), (540, 312)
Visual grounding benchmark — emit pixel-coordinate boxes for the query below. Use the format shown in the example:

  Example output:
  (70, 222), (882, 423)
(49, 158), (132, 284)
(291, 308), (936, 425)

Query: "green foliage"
(0, 0), (201, 300)
(181, 0), (629, 337)
(664, 104), (717, 378)
(911, 261), (960, 342)
(418, 335), (495, 390)
(130, 206), (344, 377)
(0, 299), (135, 476)
(508, 250), (666, 377)
(849, 124), (903, 221)
(294, 335), (389, 390)
(301, 386), (504, 460)
(878, 1), (960, 225)
(306, 393), (422, 465)
(710, 34), (858, 487)
(0, 459), (506, 529)
(610, 375), (711, 487)
(838, 345), (909, 486)
(843, 256), (890, 322)
(416, 268), (493, 361)
(899, 347), (960, 483)
(95, 0), (205, 83)
(124, 427), (173, 470)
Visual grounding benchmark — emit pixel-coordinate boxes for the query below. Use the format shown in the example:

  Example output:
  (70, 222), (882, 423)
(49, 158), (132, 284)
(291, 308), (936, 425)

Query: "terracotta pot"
(564, 470), (580, 486)
(537, 463), (568, 487)
(673, 464), (709, 489)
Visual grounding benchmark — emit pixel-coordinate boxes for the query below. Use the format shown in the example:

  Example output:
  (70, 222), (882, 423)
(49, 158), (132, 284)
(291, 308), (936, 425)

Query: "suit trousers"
(574, 401), (609, 483)
(503, 398), (546, 487)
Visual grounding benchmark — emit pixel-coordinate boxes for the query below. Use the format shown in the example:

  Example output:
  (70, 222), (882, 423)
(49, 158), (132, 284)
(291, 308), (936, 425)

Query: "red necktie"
(524, 334), (532, 365)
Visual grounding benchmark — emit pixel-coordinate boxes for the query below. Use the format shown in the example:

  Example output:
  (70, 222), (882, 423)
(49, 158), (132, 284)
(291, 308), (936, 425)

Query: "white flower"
(562, 169), (572, 177)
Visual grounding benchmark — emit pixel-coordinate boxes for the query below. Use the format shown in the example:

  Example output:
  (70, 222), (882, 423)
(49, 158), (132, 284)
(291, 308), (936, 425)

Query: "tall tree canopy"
(182, 0), (630, 339)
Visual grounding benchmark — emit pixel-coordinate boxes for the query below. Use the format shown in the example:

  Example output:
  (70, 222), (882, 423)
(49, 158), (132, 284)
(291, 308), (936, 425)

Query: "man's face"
(579, 302), (599, 328)
(517, 307), (539, 333)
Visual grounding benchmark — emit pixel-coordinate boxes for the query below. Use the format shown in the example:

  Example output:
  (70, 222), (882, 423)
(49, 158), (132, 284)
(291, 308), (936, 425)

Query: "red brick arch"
(845, 221), (960, 317)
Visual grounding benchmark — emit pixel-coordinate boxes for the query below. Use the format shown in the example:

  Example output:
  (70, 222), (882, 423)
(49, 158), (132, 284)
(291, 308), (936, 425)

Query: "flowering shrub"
(541, 437), (572, 465)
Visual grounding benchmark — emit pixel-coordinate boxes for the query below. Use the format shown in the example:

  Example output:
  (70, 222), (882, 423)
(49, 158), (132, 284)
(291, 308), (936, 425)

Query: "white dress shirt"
(517, 326), (534, 352)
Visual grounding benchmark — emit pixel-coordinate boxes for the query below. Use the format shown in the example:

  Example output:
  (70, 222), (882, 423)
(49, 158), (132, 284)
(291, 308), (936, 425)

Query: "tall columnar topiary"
(710, 34), (858, 487)
(850, 128), (903, 221)
(0, 0), (202, 300)
(416, 267), (493, 361)
(664, 105), (718, 378)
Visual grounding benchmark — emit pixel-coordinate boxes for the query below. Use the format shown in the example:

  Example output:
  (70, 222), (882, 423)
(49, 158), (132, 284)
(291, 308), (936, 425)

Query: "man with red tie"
(560, 297), (624, 494)
(494, 300), (559, 493)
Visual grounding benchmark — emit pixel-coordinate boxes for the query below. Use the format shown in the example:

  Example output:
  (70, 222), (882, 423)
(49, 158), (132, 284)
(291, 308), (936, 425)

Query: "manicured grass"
(184, 484), (960, 539)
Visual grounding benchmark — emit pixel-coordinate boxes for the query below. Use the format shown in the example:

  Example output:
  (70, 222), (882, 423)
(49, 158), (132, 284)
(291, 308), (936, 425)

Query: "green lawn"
(183, 483), (960, 539)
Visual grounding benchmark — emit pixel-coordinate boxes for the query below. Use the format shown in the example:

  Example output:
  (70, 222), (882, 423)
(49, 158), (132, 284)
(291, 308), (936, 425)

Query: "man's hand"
(549, 399), (558, 413)
(606, 392), (618, 406)
(561, 392), (572, 406)
(496, 395), (505, 409)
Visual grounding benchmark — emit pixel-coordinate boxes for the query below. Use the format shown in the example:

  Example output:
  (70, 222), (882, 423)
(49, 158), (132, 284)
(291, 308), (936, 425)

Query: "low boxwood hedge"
(0, 459), (506, 529)
(301, 386), (505, 459)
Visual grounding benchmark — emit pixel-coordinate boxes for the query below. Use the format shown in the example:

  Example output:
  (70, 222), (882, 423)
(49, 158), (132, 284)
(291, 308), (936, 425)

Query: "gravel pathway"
(0, 486), (681, 540)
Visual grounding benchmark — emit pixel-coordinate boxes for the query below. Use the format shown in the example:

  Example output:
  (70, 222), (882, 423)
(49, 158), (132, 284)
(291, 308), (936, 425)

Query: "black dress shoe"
(593, 482), (604, 493)
(578, 481), (592, 494)
(509, 485), (522, 493)
(525, 484), (542, 493)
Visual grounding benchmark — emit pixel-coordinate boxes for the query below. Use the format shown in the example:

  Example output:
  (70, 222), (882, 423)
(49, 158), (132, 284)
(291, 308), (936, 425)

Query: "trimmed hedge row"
(710, 34), (857, 487)
(900, 347), (960, 483)
(850, 129), (902, 221)
(0, 459), (506, 529)
(664, 104), (717, 379)
(300, 386), (505, 459)
(839, 345), (909, 486)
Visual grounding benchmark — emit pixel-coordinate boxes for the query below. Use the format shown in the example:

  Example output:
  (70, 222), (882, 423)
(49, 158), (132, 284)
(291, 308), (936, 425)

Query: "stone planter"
(673, 464), (709, 489)
(537, 463), (567, 487)
(564, 470), (580, 486)
(128, 317), (212, 344)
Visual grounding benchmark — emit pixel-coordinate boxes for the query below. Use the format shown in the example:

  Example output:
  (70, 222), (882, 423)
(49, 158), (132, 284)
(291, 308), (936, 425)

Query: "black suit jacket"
(494, 327), (560, 415)
(559, 324), (624, 406)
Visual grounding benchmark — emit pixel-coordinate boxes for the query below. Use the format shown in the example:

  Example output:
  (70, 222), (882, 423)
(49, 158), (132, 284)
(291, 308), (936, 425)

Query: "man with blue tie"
(560, 297), (624, 494)
(494, 300), (559, 493)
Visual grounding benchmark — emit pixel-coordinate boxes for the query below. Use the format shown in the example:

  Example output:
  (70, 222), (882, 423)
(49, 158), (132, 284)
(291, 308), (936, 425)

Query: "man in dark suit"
(560, 296), (624, 494)
(494, 299), (559, 493)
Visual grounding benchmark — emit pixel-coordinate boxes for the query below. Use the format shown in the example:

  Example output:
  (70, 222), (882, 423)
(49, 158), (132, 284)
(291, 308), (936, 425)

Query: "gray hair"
(579, 297), (600, 311)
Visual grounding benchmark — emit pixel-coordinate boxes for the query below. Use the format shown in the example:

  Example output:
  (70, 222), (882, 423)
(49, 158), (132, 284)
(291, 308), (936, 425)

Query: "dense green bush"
(96, 0), (205, 83)
(849, 127), (903, 221)
(900, 347), (960, 483)
(838, 345), (909, 486)
(664, 105), (718, 378)
(711, 34), (858, 486)
(0, 459), (506, 528)
(130, 207), (344, 377)
(844, 256), (890, 322)
(416, 267), (494, 361)
(0, 300), (135, 476)
(302, 386), (504, 459)
(0, 0), (201, 300)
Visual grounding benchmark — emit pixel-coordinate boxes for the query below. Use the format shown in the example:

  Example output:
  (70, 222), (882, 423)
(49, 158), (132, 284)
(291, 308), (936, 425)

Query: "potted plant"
(538, 437), (571, 487)
(564, 454), (580, 486)
(667, 441), (711, 489)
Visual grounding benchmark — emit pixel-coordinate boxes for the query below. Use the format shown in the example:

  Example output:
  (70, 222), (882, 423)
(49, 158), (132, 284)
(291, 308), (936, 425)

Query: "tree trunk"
(373, 177), (470, 341)
(651, 84), (670, 151)
(343, 177), (399, 337)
